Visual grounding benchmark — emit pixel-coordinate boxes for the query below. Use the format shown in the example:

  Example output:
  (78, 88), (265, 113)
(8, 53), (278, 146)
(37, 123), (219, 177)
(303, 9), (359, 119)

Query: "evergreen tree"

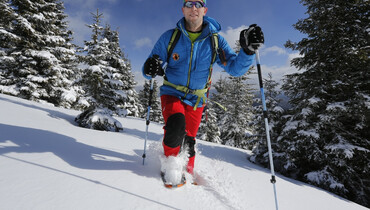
(211, 75), (229, 119)
(213, 74), (256, 149)
(197, 106), (222, 144)
(250, 73), (285, 165)
(75, 10), (126, 132)
(280, 0), (369, 206)
(2, 0), (81, 107)
(139, 80), (163, 123)
(0, 0), (19, 94)
(102, 24), (143, 117)
(0, 0), (13, 26)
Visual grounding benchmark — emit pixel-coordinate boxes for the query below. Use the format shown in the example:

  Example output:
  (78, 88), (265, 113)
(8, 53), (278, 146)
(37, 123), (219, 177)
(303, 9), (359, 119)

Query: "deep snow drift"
(0, 93), (367, 210)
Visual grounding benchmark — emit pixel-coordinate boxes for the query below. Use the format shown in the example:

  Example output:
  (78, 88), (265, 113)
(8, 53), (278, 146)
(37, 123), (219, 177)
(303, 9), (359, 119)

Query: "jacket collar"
(177, 16), (221, 40)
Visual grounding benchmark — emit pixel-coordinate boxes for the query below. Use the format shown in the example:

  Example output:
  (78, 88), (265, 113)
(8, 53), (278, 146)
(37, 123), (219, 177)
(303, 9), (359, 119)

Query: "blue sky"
(63, 0), (307, 87)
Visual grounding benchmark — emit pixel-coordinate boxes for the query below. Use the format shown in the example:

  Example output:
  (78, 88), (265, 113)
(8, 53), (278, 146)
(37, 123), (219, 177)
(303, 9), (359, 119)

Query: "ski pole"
(254, 49), (279, 210)
(142, 78), (154, 165)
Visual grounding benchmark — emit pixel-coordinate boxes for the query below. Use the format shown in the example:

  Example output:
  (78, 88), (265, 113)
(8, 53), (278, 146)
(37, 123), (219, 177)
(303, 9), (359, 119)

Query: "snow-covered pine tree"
(0, 0), (13, 28)
(102, 24), (143, 117)
(213, 74), (256, 149)
(0, 0), (19, 95)
(138, 80), (163, 123)
(280, 0), (370, 207)
(75, 10), (126, 132)
(2, 0), (80, 107)
(211, 75), (228, 120)
(250, 73), (285, 166)
(212, 37), (257, 148)
(197, 106), (222, 144)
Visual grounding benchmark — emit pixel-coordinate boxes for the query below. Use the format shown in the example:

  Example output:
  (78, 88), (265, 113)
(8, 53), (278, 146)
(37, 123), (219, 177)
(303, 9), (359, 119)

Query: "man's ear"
(182, 7), (185, 14)
(204, 7), (208, 15)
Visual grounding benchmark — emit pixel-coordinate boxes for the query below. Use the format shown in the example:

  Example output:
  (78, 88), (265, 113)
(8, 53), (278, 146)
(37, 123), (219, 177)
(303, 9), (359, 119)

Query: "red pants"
(161, 95), (204, 174)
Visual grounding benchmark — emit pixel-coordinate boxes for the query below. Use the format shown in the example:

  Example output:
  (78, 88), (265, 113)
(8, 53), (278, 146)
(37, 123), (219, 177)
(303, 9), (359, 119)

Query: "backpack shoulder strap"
(207, 32), (222, 84)
(211, 33), (227, 66)
(210, 33), (219, 64)
(166, 28), (181, 64)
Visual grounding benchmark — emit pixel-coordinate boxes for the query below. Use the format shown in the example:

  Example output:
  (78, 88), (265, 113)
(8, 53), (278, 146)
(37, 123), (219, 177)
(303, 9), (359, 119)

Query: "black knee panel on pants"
(185, 136), (196, 157)
(163, 113), (186, 148)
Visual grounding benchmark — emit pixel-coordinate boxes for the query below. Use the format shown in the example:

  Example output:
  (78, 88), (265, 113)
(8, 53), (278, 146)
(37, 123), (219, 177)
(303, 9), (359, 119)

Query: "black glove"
(144, 54), (164, 78)
(240, 24), (264, 55)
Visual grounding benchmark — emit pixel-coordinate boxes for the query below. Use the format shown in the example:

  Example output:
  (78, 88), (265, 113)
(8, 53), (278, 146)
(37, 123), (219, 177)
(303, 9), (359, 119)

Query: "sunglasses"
(183, 1), (205, 9)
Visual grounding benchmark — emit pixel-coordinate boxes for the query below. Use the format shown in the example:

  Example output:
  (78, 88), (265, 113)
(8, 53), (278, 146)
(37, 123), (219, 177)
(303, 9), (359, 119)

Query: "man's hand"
(239, 24), (264, 55)
(144, 55), (164, 78)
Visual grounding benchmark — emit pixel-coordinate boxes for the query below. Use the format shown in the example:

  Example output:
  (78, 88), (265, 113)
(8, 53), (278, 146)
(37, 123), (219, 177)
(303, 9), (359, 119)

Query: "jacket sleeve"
(142, 30), (173, 80)
(216, 34), (255, 77)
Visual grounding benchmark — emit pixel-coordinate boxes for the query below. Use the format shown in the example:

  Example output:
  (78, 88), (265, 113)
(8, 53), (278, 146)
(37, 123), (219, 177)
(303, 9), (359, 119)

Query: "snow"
(305, 169), (345, 190)
(45, 36), (66, 44)
(272, 106), (284, 113)
(104, 79), (124, 87)
(0, 93), (368, 210)
(326, 102), (346, 111)
(55, 47), (75, 54)
(114, 89), (127, 98)
(300, 108), (313, 117)
(0, 85), (19, 95)
(77, 98), (90, 107)
(89, 65), (101, 73)
(28, 75), (47, 83)
(0, 55), (15, 62)
(29, 50), (58, 63)
(33, 13), (46, 21)
(282, 119), (298, 132)
(297, 129), (320, 139)
(325, 142), (369, 159)
(61, 89), (77, 103)
(308, 97), (321, 105)
(0, 28), (20, 40)
(18, 16), (36, 33)
(363, 94), (370, 109)
(90, 109), (122, 129)
(159, 150), (188, 185)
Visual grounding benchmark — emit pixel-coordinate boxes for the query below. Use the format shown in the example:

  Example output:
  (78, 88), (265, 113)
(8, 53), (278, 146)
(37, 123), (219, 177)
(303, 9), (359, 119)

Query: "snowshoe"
(161, 171), (186, 188)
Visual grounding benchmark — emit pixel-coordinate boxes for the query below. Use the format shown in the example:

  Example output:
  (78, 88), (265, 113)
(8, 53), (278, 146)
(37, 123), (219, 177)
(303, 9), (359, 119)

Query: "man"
(143, 0), (264, 186)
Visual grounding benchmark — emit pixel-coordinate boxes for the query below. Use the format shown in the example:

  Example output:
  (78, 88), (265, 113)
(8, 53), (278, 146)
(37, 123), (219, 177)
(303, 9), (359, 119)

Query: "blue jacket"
(142, 16), (255, 108)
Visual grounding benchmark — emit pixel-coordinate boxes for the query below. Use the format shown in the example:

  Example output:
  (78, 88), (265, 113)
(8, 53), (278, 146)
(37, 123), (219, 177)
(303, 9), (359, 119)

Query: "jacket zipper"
(182, 28), (211, 99)
(184, 42), (194, 98)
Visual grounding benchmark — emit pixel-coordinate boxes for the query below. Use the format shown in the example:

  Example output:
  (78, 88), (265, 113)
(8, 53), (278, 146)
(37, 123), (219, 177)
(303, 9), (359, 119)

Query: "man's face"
(182, 1), (208, 25)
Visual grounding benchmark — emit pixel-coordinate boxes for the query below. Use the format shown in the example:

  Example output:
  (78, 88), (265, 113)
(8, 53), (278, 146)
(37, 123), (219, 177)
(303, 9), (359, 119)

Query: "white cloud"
(288, 52), (302, 61)
(219, 25), (247, 50)
(257, 52), (302, 86)
(260, 46), (287, 56)
(66, 14), (91, 46)
(134, 37), (153, 49)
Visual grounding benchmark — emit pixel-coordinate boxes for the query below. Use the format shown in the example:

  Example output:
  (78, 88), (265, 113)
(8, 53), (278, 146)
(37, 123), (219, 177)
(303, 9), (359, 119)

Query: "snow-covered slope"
(0, 94), (367, 210)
